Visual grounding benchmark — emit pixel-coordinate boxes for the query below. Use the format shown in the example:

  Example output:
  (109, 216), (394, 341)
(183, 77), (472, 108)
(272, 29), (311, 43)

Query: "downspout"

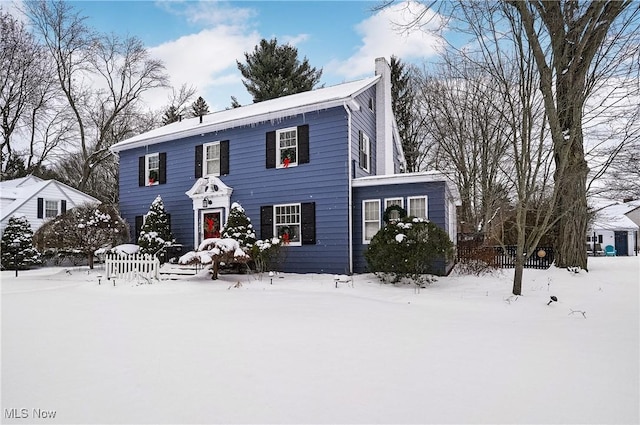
(345, 103), (354, 275)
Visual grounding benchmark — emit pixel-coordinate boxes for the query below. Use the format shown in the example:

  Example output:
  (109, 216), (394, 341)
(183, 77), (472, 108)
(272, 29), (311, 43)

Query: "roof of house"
(111, 76), (380, 153)
(591, 200), (640, 231)
(353, 171), (462, 205)
(0, 176), (100, 222)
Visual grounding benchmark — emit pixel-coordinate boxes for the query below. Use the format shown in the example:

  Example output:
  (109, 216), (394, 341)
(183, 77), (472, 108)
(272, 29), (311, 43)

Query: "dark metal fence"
(457, 245), (554, 270)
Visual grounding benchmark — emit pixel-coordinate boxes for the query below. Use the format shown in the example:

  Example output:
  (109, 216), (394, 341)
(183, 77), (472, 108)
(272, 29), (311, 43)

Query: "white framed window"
(363, 200), (381, 243)
(384, 198), (404, 221)
(277, 127), (298, 168)
(274, 203), (301, 245)
(145, 153), (159, 186)
(203, 141), (221, 176)
(45, 200), (59, 218)
(359, 132), (370, 172)
(407, 196), (428, 220)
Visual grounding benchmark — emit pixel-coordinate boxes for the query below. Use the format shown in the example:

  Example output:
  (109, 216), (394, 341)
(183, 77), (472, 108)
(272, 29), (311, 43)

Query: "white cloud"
(143, 24), (260, 112)
(329, 0), (445, 79)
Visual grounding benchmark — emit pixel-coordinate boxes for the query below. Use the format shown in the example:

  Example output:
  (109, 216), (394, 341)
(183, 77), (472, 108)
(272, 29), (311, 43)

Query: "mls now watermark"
(4, 408), (57, 420)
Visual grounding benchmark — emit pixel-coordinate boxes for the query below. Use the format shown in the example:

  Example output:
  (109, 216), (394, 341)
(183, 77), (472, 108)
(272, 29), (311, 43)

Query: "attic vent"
(368, 97), (374, 112)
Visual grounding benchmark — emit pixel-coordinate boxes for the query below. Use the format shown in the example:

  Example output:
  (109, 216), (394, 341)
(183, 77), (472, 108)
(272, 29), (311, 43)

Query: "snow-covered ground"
(2, 256), (638, 424)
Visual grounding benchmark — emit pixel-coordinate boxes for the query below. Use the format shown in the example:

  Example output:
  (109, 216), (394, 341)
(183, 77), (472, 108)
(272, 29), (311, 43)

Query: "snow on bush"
(179, 238), (250, 280)
(1, 215), (41, 270)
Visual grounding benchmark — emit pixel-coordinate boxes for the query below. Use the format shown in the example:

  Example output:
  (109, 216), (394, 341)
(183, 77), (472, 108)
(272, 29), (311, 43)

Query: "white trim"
(44, 199), (60, 218)
(384, 197), (404, 209)
(407, 196), (429, 220)
(362, 199), (381, 244)
(346, 105), (354, 274)
(275, 127), (299, 169)
(274, 203), (302, 246)
(203, 141), (221, 177)
(199, 208), (225, 245)
(145, 153), (160, 186)
(359, 132), (371, 173)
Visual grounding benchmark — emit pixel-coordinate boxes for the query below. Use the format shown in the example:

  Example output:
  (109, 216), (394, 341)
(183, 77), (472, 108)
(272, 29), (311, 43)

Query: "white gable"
(0, 177), (99, 233)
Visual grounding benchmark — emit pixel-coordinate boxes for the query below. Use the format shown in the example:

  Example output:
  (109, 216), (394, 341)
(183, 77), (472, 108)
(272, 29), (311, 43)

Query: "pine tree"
(236, 38), (323, 103)
(390, 55), (420, 172)
(191, 96), (210, 120)
(162, 105), (180, 125)
(1, 215), (41, 270)
(138, 196), (174, 255)
(221, 202), (256, 250)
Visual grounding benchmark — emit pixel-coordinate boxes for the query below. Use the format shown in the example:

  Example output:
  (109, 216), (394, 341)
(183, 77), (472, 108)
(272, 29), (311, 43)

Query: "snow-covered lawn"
(2, 256), (638, 424)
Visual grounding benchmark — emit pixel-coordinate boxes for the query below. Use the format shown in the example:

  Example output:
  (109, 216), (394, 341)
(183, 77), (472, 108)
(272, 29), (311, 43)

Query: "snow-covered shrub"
(1, 215), (41, 270)
(33, 203), (129, 269)
(251, 237), (283, 274)
(221, 202), (256, 250)
(365, 217), (454, 286)
(179, 238), (250, 280)
(138, 196), (174, 256)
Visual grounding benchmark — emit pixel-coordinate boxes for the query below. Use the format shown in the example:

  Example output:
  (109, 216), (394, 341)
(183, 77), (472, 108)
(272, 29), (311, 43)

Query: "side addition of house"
(111, 58), (460, 275)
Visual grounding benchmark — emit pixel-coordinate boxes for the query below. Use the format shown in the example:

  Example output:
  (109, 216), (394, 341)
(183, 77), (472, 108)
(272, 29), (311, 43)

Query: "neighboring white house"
(588, 199), (639, 256)
(0, 175), (100, 234)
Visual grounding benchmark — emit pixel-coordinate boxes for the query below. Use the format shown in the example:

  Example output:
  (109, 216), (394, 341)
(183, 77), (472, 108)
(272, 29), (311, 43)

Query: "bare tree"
(506, 1), (640, 270)
(24, 0), (169, 193)
(416, 54), (511, 236)
(0, 8), (53, 178)
(385, 0), (640, 271)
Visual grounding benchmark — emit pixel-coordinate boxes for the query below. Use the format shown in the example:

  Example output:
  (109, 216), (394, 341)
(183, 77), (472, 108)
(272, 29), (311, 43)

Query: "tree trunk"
(512, 249), (525, 296)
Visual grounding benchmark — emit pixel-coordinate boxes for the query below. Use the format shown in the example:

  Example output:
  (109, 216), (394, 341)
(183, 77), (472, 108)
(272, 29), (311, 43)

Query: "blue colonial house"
(111, 58), (459, 275)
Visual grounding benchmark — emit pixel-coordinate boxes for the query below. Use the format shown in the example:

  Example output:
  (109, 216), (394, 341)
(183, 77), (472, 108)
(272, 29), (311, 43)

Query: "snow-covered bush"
(365, 217), (454, 285)
(33, 203), (129, 269)
(138, 196), (174, 256)
(1, 215), (41, 270)
(179, 238), (250, 280)
(221, 203), (256, 250)
(251, 237), (284, 274)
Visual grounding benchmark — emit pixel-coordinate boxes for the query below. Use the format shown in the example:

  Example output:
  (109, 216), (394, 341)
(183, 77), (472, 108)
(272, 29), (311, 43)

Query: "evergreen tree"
(390, 55), (420, 172)
(191, 96), (210, 119)
(1, 215), (41, 270)
(229, 96), (241, 109)
(162, 105), (180, 125)
(221, 202), (256, 250)
(236, 38), (323, 103)
(365, 215), (454, 285)
(138, 196), (174, 255)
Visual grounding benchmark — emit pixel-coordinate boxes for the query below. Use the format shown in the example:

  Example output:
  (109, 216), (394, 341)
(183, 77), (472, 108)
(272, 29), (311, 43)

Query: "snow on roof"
(111, 76), (380, 152)
(352, 171), (462, 205)
(0, 176), (99, 222)
(591, 201), (640, 231)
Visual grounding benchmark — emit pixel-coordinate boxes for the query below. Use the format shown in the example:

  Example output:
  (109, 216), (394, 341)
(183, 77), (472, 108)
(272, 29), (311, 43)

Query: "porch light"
(202, 198), (209, 208)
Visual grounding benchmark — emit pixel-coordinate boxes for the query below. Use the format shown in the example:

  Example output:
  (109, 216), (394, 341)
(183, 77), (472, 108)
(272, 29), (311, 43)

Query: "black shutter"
(266, 131), (276, 169)
(134, 215), (144, 243)
(158, 152), (167, 184)
(195, 145), (203, 178)
(138, 157), (145, 186)
(298, 124), (309, 164)
(61, 200), (67, 214)
(37, 197), (44, 218)
(301, 202), (316, 245)
(220, 140), (230, 175)
(260, 206), (274, 239)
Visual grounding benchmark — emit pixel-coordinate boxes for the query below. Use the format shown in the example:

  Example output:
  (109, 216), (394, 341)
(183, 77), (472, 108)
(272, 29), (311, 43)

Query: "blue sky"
(67, 0), (447, 111)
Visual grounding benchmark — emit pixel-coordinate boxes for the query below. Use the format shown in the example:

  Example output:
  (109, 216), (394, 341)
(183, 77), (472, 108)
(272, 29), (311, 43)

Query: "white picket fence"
(105, 253), (160, 282)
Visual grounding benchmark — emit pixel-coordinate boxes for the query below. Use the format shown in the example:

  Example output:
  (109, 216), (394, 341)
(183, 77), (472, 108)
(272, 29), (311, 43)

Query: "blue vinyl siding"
(352, 181), (449, 274)
(118, 106), (352, 274)
(351, 87), (377, 178)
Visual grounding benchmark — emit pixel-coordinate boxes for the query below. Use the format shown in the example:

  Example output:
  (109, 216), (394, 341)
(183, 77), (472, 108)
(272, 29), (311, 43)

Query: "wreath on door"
(383, 205), (407, 224)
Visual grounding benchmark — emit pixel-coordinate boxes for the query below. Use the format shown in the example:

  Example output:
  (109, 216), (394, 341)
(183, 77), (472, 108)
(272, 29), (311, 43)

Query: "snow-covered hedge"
(179, 238), (250, 280)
